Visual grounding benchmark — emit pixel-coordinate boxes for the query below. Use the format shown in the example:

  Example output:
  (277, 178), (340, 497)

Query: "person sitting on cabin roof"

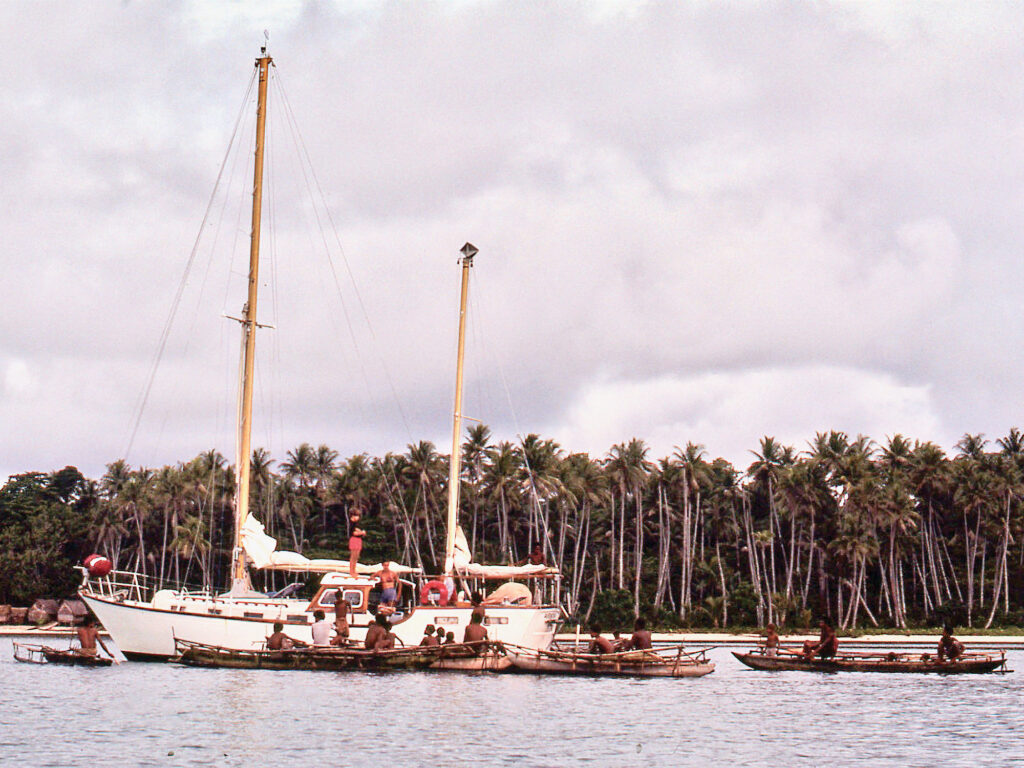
(514, 544), (545, 567)
(801, 619), (838, 659)
(627, 618), (653, 651)
(587, 624), (615, 655)
(331, 597), (351, 646)
(267, 621), (306, 650)
(75, 615), (113, 658)
(762, 623), (780, 657)
(420, 624), (441, 647)
(311, 610), (331, 646)
(377, 561), (400, 607)
(937, 625), (965, 662)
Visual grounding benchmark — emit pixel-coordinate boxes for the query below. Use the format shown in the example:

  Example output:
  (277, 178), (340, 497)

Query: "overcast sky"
(3, 1), (1024, 482)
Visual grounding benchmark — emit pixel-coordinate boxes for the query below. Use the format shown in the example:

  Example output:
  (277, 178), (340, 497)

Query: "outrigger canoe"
(505, 642), (715, 678)
(733, 648), (1007, 674)
(13, 642), (115, 667)
(173, 638), (509, 671)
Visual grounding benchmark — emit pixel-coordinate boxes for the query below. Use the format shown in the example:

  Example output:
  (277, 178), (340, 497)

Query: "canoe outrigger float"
(12, 642), (115, 667)
(733, 648), (1007, 674)
(173, 638), (511, 672)
(505, 642), (715, 678)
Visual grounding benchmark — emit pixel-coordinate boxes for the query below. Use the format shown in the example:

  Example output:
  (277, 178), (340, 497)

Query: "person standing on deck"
(347, 510), (365, 577)
(332, 597), (351, 646)
(377, 561), (399, 608)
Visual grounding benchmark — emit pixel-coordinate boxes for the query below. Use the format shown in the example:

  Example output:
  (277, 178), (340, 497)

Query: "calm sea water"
(1, 636), (1021, 767)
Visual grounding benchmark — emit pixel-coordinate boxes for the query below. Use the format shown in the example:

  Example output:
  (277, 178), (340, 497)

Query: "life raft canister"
(83, 554), (113, 577)
(419, 580), (449, 606)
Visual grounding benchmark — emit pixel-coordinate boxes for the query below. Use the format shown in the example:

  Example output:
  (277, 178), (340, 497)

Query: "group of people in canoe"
(265, 589), (495, 653)
(586, 618), (653, 654)
(759, 619), (968, 662)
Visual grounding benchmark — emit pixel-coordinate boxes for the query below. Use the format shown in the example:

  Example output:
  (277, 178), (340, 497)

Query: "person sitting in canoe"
(587, 624), (615, 655)
(626, 618), (653, 650)
(937, 625), (965, 662)
(762, 623), (780, 657)
(267, 621), (307, 650)
(800, 619), (838, 659)
(365, 614), (395, 651)
(420, 624), (441, 647)
(463, 612), (489, 653)
(311, 610), (332, 646)
(76, 615), (113, 658)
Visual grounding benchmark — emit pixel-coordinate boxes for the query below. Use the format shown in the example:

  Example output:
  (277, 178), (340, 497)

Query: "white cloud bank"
(2, 2), (1024, 479)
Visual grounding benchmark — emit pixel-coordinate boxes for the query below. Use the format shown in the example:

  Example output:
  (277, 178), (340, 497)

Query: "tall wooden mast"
(231, 48), (272, 586)
(443, 243), (477, 574)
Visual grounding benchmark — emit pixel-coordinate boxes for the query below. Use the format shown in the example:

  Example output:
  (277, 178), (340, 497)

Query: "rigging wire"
(124, 67), (259, 461)
(272, 71), (413, 441)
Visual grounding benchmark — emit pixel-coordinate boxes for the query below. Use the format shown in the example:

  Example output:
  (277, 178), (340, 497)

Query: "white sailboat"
(79, 49), (562, 660)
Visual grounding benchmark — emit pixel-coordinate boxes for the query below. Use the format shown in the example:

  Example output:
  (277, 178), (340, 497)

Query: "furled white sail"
(449, 525), (557, 579)
(240, 515), (419, 574)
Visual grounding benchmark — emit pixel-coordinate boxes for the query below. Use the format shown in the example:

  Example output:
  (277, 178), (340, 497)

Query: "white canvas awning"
(450, 525), (559, 579)
(241, 515), (419, 575)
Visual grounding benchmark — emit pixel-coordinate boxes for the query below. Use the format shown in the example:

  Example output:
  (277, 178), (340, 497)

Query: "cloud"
(548, 365), (941, 468)
(3, 2), (1024, 480)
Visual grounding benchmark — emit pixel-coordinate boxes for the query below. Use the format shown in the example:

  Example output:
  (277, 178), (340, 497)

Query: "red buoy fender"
(83, 554), (113, 577)
(419, 580), (449, 606)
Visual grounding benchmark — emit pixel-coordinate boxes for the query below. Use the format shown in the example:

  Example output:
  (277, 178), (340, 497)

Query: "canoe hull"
(733, 651), (1005, 674)
(507, 644), (715, 678)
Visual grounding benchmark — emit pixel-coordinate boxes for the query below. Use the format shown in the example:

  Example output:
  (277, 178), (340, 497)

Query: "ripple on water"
(1, 639), (1022, 767)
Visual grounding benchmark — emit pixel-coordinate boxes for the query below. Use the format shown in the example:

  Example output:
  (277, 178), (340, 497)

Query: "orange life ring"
(419, 580), (449, 606)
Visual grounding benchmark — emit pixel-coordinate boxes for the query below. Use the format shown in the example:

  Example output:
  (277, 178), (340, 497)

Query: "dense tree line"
(2, 427), (1023, 630)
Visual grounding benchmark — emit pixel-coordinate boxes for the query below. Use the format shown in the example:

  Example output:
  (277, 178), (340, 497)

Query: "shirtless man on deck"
(377, 561), (400, 607)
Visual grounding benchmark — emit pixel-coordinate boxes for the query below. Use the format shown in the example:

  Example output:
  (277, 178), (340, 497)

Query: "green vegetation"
(3, 426), (1024, 634)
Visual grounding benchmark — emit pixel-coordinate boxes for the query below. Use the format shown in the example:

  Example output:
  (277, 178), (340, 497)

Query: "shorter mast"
(443, 243), (477, 573)
(231, 48), (273, 587)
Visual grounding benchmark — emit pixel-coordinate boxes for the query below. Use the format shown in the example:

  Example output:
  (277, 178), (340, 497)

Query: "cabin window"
(208, 608), (222, 615)
(435, 616), (459, 625)
(483, 616), (508, 626)
(244, 612), (263, 619)
(287, 614), (307, 623)
(321, 588), (365, 610)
